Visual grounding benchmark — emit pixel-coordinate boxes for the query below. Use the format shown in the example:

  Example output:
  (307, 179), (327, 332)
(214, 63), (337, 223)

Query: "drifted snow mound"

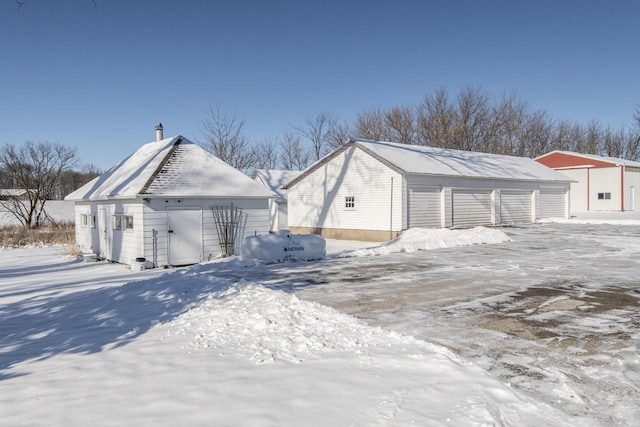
(241, 233), (326, 262)
(165, 281), (567, 425)
(168, 280), (453, 365)
(344, 226), (511, 257)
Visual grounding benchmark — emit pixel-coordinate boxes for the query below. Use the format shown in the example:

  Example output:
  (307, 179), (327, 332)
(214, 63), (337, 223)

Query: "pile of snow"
(341, 226), (511, 257)
(241, 233), (326, 262)
(168, 279), (450, 364)
(0, 246), (571, 425)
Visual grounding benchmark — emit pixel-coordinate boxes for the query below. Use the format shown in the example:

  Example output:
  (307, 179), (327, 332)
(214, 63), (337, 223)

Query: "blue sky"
(1, 0), (639, 170)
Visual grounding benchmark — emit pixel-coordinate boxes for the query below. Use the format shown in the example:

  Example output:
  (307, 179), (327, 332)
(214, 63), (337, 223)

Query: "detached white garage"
(65, 128), (274, 267)
(284, 139), (572, 241)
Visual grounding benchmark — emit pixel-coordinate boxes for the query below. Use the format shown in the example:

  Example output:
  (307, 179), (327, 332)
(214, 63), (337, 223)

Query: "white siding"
(407, 184), (441, 228)
(144, 198), (269, 267)
(267, 198), (278, 232)
(559, 168), (588, 212)
(277, 202), (288, 230)
(589, 167), (621, 211)
(625, 170), (640, 211)
(112, 202), (145, 265)
(451, 189), (492, 228)
(288, 146), (404, 232)
(73, 202), (99, 254)
(500, 190), (533, 224)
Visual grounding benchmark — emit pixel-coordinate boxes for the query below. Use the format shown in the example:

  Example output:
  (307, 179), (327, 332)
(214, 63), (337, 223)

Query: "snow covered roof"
(65, 136), (275, 201)
(0, 189), (29, 198)
(285, 139), (572, 188)
(252, 169), (300, 202)
(535, 150), (640, 168)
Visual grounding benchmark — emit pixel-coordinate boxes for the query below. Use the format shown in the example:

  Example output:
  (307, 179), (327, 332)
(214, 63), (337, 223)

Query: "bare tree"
(327, 120), (353, 151)
(0, 141), (78, 228)
(578, 120), (603, 155)
(56, 164), (102, 199)
(454, 86), (491, 152)
(521, 110), (553, 158)
(416, 87), (457, 148)
(293, 112), (338, 160)
(199, 105), (255, 174)
(355, 108), (390, 141)
(602, 126), (628, 159)
(384, 106), (416, 144)
(627, 106), (640, 161)
(279, 130), (311, 171)
(252, 137), (280, 171)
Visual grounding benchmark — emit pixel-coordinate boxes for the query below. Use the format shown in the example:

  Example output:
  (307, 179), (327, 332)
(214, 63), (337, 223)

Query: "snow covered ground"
(1, 212), (639, 425)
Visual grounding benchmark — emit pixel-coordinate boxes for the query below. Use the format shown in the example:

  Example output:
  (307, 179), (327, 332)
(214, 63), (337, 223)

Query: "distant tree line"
(200, 86), (640, 174)
(0, 141), (100, 228)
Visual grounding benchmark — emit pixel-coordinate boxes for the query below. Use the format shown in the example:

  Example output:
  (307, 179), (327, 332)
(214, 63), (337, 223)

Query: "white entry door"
(167, 209), (203, 266)
(98, 208), (111, 260)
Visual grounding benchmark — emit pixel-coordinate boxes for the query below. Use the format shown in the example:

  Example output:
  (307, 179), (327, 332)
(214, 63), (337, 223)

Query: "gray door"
(408, 185), (441, 228)
(452, 189), (492, 228)
(500, 190), (533, 224)
(539, 188), (566, 219)
(167, 209), (203, 266)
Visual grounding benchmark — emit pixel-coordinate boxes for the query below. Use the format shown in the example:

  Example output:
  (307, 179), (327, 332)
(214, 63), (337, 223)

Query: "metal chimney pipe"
(155, 123), (163, 142)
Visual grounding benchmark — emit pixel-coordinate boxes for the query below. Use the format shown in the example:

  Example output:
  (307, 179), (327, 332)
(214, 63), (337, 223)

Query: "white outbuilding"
(252, 169), (300, 232)
(65, 128), (274, 267)
(284, 139), (573, 241)
(535, 150), (640, 212)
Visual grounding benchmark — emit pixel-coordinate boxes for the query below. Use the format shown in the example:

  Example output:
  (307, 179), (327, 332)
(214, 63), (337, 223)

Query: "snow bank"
(168, 280), (452, 365)
(540, 210), (640, 225)
(341, 226), (511, 257)
(540, 217), (640, 225)
(241, 233), (326, 262)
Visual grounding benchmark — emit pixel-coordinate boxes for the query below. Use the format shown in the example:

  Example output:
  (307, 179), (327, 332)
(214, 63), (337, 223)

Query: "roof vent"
(155, 123), (163, 142)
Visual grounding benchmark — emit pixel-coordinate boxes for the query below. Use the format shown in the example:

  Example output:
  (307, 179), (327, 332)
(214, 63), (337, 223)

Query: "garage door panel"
(500, 190), (532, 224)
(408, 186), (441, 228)
(452, 190), (492, 228)
(540, 188), (566, 218)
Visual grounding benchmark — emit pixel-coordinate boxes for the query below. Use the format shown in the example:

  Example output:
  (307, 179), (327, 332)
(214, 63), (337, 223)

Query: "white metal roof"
(285, 139), (572, 188)
(253, 169), (300, 202)
(65, 136), (275, 201)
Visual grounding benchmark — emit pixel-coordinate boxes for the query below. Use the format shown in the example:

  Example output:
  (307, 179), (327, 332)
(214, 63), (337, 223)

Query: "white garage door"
(408, 185), (441, 228)
(539, 188), (566, 218)
(452, 189), (492, 228)
(500, 190), (533, 224)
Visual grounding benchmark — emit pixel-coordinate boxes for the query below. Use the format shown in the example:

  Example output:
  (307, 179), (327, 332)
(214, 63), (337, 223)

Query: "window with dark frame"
(597, 192), (611, 200)
(345, 196), (355, 209)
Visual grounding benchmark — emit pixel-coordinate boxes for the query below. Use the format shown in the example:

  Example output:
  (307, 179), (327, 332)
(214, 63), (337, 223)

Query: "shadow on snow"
(0, 256), (339, 381)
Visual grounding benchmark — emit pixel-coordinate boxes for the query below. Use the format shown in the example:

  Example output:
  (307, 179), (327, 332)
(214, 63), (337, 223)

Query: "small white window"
(345, 196), (355, 209)
(113, 214), (133, 230)
(597, 192), (611, 200)
(113, 215), (122, 230)
(81, 214), (96, 228)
